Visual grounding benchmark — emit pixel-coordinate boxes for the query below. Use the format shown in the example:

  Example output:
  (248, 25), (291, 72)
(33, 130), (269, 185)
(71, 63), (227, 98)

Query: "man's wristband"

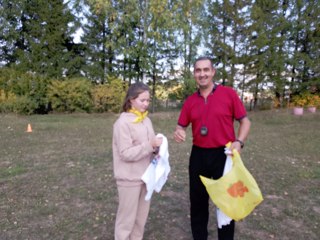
(235, 139), (244, 148)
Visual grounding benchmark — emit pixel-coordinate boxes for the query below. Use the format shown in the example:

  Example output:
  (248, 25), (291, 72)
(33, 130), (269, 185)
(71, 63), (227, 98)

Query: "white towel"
(141, 133), (170, 201)
(217, 147), (233, 228)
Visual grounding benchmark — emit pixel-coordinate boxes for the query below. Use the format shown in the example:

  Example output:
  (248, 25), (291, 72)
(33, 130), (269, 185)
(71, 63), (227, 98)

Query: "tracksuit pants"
(189, 145), (235, 240)
(115, 184), (150, 240)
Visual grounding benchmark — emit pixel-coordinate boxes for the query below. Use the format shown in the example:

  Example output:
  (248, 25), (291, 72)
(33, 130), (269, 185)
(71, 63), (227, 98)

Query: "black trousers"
(189, 145), (235, 240)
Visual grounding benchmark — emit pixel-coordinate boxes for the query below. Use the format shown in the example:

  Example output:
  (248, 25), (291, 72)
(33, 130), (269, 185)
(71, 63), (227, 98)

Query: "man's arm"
(231, 116), (251, 152)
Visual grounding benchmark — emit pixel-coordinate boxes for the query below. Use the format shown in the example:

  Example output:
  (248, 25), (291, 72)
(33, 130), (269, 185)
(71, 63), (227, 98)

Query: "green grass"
(0, 110), (319, 240)
(0, 165), (27, 178)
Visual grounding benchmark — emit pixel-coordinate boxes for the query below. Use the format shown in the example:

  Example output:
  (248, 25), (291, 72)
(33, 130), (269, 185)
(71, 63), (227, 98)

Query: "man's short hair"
(194, 56), (214, 69)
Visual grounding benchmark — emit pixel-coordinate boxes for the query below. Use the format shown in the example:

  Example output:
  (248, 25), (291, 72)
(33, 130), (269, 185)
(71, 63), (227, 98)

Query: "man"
(174, 56), (251, 240)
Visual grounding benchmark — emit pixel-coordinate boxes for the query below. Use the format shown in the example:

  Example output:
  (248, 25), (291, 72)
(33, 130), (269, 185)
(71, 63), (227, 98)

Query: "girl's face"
(130, 90), (150, 112)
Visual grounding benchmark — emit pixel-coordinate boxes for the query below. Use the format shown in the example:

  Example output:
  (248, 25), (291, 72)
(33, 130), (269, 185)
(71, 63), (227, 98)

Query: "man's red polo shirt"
(177, 85), (247, 148)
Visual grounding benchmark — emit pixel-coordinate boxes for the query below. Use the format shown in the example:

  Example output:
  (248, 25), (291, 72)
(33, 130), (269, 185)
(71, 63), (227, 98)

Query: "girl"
(112, 82), (163, 240)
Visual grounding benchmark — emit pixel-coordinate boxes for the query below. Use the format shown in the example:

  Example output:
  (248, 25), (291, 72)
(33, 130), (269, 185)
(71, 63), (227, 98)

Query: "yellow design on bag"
(200, 142), (263, 221)
(129, 108), (148, 123)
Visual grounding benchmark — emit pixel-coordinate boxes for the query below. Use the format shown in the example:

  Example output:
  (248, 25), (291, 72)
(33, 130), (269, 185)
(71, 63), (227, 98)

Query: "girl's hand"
(151, 136), (163, 155)
(151, 136), (163, 148)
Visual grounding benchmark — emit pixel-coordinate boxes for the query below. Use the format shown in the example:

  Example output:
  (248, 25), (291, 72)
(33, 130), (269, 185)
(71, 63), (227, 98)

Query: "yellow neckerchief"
(128, 108), (148, 123)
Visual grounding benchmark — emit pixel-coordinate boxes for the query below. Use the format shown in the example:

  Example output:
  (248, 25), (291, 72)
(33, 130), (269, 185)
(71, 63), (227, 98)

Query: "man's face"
(193, 60), (215, 89)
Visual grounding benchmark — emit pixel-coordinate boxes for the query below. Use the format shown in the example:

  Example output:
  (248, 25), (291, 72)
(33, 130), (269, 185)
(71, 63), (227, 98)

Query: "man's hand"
(174, 126), (186, 143)
(231, 141), (242, 153)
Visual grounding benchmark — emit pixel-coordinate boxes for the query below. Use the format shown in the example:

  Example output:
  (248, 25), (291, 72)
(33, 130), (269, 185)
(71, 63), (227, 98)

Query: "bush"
(182, 76), (197, 99)
(290, 92), (320, 108)
(0, 88), (36, 115)
(258, 97), (273, 110)
(12, 96), (37, 115)
(0, 68), (50, 114)
(291, 94), (307, 107)
(0, 89), (16, 113)
(91, 77), (127, 113)
(304, 93), (320, 107)
(48, 78), (93, 113)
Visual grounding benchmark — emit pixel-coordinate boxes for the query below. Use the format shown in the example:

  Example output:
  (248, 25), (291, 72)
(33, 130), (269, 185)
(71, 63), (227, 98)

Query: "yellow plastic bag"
(200, 143), (263, 221)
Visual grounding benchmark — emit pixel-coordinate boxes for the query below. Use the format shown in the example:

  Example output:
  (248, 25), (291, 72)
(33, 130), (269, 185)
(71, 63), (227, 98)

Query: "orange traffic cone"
(26, 123), (32, 133)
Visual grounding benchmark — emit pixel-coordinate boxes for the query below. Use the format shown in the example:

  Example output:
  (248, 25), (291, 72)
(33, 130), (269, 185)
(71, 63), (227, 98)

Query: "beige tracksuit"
(112, 112), (155, 240)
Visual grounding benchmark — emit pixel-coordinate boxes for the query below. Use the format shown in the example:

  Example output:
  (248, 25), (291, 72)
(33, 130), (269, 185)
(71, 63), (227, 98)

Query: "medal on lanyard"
(199, 84), (217, 136)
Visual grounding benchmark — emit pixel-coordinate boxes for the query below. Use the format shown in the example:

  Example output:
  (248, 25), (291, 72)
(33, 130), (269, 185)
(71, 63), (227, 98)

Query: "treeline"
(0, 68), (189, 114)
(0, 69), (126, 114)
(0, 0), (319, 114)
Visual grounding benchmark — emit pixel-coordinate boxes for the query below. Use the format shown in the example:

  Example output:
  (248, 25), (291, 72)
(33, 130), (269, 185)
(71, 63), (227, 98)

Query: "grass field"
(0, 109), (319, 240)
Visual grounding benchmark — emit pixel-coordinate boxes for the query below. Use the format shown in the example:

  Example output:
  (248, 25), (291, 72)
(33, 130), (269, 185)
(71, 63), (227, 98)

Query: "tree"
(288, 0), (320, 95)
(176, 0), (204, 74)
(204, 0), (251, 86)
(0, 1), (28, 65)
(246, 0), (279, 109)
(79, 0), (117, 83)
(0, 0), (81, 78)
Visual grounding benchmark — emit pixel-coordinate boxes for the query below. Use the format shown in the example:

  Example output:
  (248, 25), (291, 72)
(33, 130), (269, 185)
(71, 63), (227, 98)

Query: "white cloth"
(141, 133), (170, 201)
(217, 147), (233, 228)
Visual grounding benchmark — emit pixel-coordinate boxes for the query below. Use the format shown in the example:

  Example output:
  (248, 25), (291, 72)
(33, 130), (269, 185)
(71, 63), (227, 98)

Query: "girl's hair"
(122, 82), (150, 112)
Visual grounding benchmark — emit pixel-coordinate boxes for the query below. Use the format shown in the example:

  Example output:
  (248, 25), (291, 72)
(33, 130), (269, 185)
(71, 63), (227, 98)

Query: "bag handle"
(225, 142), (240, 165)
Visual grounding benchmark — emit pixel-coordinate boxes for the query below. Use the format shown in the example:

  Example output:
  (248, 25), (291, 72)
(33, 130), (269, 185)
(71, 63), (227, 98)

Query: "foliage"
(304, 93), (320, 107)
(272, 97), (281, 109)
(155, 84), (168, 101)
(91, 77), (128, 113)
(0, 0), (81, 78)
(291, 92), (320, 108)
(12, 96), (38, 115)
(80, 0), (116, 83)
(155, 83), (184, 101)
(0, 89), (16, 113)
(0, 90), (38, 115)
(0, 68), (50, 114)
(155, 74), (196, 104)
(258, 97), (273, 111)
(168, 84), (184, 101)
(291, 94), (307, 107)
(0, 89), (14, 102)
(48, 78), (93, 113)
(204, 0), (250, 86)
(181, 74), (197, 99)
